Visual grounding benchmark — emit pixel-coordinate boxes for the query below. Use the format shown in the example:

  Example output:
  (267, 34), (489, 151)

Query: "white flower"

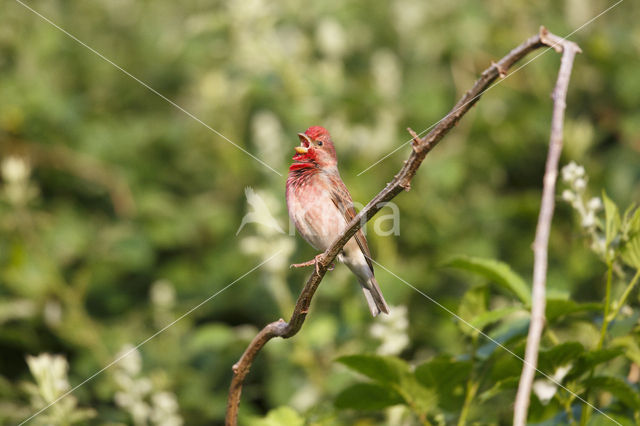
(150, 392), (183, 426)
(561, 190), (575, 202)
(116, 344), (142, 376)
(1, 156), (30, 183)
(370, 306), (409, 355)
(573, 178), (586, 192)
(25, 353), (95, 422)
(150, 280), (176, 309)
(587, 197), (602, 212)
(581, 211), (596, 228)
(152, 392), (178, 413)
(26, 353), (70, 403)
(533, 364), (572, 404)
(372, 50), (401, 98)
(561, 162), (578, 182)
(316, 19), (347, 58)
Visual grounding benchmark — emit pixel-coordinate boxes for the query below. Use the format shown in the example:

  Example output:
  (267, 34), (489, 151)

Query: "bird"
(286, 126), (390, 316)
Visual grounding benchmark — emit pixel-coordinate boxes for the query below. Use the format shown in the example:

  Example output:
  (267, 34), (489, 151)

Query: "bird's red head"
(304, 126), (329, 140)
(290, 126), (337, 170)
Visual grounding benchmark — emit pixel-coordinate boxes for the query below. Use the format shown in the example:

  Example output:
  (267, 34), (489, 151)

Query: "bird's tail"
(359, 276), (390, 317)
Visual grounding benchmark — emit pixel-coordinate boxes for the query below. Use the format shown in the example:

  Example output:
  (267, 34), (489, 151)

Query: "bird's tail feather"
(360, 277), (389, 317)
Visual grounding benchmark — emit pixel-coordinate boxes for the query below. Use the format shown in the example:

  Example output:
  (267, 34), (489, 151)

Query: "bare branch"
(513, 29), (581, 426)
(226, 27), (575, 426)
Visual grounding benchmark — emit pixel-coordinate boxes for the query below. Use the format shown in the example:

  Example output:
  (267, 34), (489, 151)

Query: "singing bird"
(286, 126), (390, 316)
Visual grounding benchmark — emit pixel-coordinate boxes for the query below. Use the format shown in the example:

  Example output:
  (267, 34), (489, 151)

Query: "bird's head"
(292, 126), (337, 169)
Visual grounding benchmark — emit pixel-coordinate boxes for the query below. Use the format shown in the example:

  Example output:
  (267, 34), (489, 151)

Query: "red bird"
(286, 126), (390, 316)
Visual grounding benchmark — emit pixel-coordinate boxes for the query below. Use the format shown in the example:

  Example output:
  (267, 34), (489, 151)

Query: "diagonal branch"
(226, 26), (573, 426)
(513, 30), (581, 426)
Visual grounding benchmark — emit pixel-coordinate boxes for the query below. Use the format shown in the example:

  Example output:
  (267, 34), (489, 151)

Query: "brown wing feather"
(329, 177), (375, 273)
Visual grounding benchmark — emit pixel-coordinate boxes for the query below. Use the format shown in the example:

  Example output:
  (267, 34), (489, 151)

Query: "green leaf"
(610, 335), (640, 365)
(186, 324), (235, 354)
(446, 256), (531, 304)
(585, 376), (640, 410)
(478, 377), (519, 403)
(588, 413), (637, 426)
(415, 357), (472, 389)
(545, 299), (602, 322)
(470, 306), (524, 330)
(415, 357), (472, 412)
(336, 355), (410, 385)
(568, 348), (623, 380)
(458, 285), (488, 336)
(477, 318), (529, 360)
(621, 207), (640, 269)
(603, 191), (621, 249)
(335, 383), (404, 410)
(336, 355), (436, 415)
(400, 376), (438, 415)
(537, 342), (584, 373)
(250, 406), (305, 426)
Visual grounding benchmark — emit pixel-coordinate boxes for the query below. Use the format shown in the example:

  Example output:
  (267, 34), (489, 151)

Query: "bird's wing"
(329, 177), (374, 273)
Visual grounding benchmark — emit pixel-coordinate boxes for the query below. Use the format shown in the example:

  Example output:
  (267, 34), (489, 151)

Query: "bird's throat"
(289, 150), (318, 173)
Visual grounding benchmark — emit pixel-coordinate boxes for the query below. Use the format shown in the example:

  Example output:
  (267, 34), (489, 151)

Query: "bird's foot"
(290, 257), (318, 268)
(290, 254), (335, 274)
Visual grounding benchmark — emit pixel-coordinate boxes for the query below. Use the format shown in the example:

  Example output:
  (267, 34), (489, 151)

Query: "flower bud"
(587, 197), (602, 211)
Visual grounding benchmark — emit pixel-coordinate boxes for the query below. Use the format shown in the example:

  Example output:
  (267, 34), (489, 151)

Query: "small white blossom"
(24, 353), (96, 423)
(587, 197), (602, 212)
(573, 178), (586, 192)
(116, 344), (142, 376)
(316, 19), (347, 59)
(113, 344), (183, 426)
(562, 190), (575, 202)
(533, 364), (572, 404)
(561, 162), (578, 182)
(150, 280), (176, 309)
(1, 156), (30, 183)
(26, 354), (70, 402)
(582, 211), (596, 228)
(370, 306), (409, 355)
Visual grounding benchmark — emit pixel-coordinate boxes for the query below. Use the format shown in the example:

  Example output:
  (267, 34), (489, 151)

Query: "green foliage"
(446, 256), (531, 305)
(1, 0), (639, 425)
(335, 383), (404, 410)
(249, 406), (305, 426)
(414, 357), (472, 412)
(545, 299), (602, 323)
(336, 355), (436, 418)
(584, 376), (640, 411)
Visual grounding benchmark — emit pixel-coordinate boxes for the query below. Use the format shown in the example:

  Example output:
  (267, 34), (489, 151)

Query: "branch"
(226, 26), (572, 425)
(513, 30), (581, 426)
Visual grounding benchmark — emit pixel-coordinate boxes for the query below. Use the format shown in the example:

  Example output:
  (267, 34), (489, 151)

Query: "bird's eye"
(317, 141), (323, 146)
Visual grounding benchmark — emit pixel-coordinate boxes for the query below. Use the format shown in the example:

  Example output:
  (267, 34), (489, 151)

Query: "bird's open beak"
(296, 133), (311, 154)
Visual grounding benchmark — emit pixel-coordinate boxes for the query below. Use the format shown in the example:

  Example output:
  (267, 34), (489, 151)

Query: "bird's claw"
(290, 254), (334, 274)
(290, 258), (318, 268)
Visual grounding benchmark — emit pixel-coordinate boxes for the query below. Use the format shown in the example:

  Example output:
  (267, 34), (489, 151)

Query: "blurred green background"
(1, 0), (639, 424)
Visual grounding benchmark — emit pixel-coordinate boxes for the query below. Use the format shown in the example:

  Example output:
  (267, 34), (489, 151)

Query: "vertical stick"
(513, 32), (581, 426)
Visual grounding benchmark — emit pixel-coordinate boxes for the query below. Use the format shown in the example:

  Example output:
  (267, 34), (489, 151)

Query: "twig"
(227, 27), (574, 425)
(513, 29), (581, 426)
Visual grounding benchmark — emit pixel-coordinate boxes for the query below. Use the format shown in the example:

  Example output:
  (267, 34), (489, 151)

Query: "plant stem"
(458, 380), (479, 426)
(581, 261), (615, 425)
(547, 328), (560, 345)
(607, 269), (640, 324)
(597, 261), (614, 350)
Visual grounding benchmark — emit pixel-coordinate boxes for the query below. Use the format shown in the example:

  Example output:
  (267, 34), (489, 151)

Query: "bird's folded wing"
(330, 181), (374, 274)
